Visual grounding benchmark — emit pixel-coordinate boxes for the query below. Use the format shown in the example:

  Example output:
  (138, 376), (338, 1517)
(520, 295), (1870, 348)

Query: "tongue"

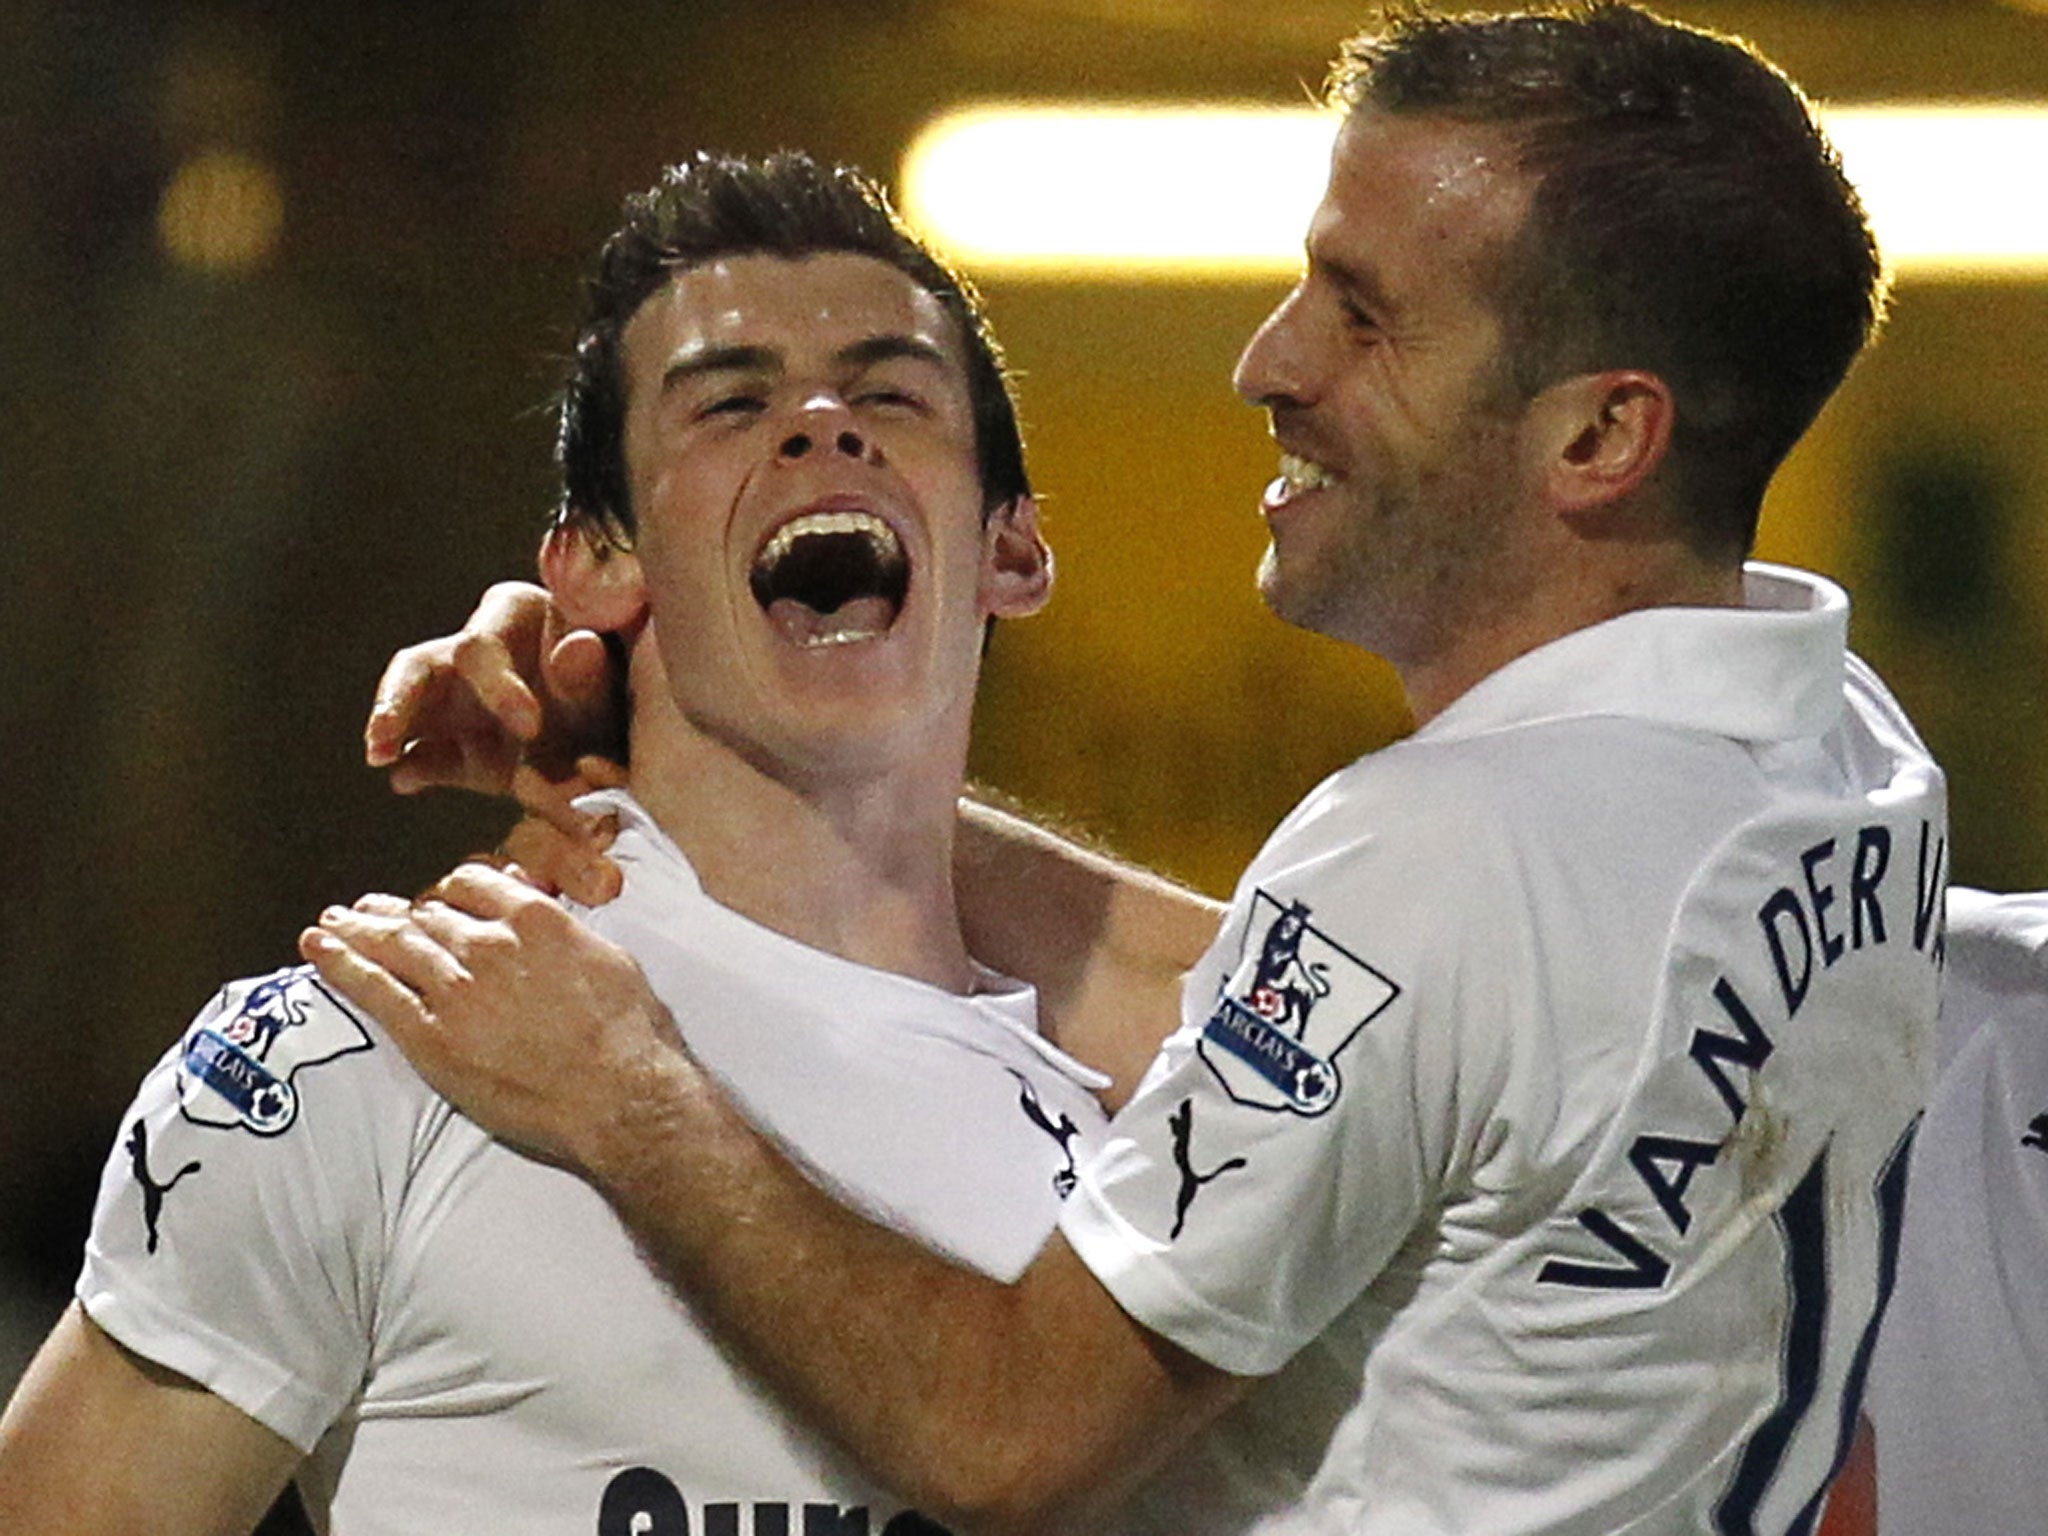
(766, 595), (897, 646)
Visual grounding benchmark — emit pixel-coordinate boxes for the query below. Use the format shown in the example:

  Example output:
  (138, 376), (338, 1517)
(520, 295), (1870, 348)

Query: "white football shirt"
(1866, 887), (2048, 1536)
(1064, 565), (1946, 1535)
(78, 792), (1110, 1535)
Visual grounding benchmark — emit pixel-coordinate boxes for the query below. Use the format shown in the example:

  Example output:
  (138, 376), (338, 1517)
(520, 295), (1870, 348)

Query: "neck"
(624, 689), (977, 998)
(1399, 545), (1747, 728)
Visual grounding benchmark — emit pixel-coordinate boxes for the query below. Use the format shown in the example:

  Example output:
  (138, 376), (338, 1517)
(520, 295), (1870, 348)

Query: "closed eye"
(701, 394), (767, 418)
(855, 388), (926, 411)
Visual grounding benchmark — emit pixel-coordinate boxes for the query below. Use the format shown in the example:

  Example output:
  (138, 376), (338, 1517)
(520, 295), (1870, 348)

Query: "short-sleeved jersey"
(1866, 887), (2048, 1536)
(78, 791), (1110, 1535)
(1063, 565), (1946, 1536)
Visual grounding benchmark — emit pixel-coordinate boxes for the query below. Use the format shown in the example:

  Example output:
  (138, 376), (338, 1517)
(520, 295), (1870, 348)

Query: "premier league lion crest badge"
(176, 966), (372, 1136)
(1197, 892), (1398, 1115)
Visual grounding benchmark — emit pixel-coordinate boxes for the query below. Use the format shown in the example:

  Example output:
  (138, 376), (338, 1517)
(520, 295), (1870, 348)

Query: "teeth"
(1280, 453), (1334, 493)
(757, 509), (901, 568)
(799, 625), (878, 649)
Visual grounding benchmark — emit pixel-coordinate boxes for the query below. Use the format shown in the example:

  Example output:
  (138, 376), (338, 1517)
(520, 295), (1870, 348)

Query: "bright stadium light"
(900, 102), (2048, 281)
(900, 104), (1333, 278)
(1826, 107), (2048, 277)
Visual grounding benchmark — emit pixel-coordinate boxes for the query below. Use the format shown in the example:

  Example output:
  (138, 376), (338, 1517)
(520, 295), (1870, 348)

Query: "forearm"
(585, 1045), (1227, 1533)
(304, 869), (1241, 1528)
(956, 796), (1224, 1106)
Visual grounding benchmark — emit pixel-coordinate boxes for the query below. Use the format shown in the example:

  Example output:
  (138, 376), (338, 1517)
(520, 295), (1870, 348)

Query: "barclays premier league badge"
(1197, 892), (1398, 1115)
(177, 967), (371, 1135)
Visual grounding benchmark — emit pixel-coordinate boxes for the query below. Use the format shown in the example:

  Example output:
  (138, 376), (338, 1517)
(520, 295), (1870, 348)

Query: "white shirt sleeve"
(1868, 890), (2048, 1535)
(1061, 813), (1510, 1376)
(74, 966), (416, 1453)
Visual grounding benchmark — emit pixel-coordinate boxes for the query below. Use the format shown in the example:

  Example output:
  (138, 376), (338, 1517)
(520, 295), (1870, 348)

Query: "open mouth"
(1279, 452), (1335, 493)
(1264, 451), (1339, 514)
(749, 509), (910, 648)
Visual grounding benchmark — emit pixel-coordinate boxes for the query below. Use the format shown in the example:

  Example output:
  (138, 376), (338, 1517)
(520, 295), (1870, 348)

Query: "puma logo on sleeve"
(126, 1120), (202, 1255)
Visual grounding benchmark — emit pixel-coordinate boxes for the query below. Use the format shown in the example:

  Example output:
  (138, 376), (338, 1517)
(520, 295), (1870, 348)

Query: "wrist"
(573, 1022), (704, 1194)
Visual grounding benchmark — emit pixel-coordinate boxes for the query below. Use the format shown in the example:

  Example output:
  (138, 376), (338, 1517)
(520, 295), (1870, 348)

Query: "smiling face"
(609, 250), (1046, 777)
(1233, 107), (1545, 668)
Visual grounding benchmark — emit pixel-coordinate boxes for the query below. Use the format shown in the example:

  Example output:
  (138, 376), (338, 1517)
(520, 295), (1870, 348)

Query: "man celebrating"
(310, 6), (1944, 1532)
(0, 152), (1206, 1533)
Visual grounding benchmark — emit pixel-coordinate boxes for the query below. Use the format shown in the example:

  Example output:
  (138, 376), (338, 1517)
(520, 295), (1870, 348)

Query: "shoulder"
(98, 963), (446, 1283)
(78, 966), (432, 1454)
(1253, 717), (1765, 919)
(172, 964), (434, 1141)
(1844, 650), (1938, 763)
(1942, 888), (2048, 1068)
(1947, 887), (2048, 987)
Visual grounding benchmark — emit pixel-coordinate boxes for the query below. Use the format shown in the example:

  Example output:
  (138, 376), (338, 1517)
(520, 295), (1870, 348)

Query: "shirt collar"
(1415, 561), (1848, 746)
(568, 786), (1063, 1017)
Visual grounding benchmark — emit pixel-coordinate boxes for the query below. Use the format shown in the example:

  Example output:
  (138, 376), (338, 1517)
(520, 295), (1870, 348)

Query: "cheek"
(894, 422), (983, 495)
(638, 450), (717, 522)
(634, 527), (726, 632)
(636, 448), (747, 555)
(938, 523), (995, 608)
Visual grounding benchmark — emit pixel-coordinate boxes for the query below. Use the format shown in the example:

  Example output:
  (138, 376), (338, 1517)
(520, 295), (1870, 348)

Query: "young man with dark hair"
(558, 150), (1031, 547)
(305, 7), (1946, 1533)
(0, 151), (1204, 1535)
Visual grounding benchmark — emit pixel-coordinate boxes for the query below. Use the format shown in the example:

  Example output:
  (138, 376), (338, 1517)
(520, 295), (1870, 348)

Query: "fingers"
(365, 582), (552, 774)
(505, 765), (624, 906)
(524, 628), (620, 779)
(299, 893), (476, 1039)
(387, 730), (523, 798)
(301, 924), (435, 1035)
(575, 754), (631, 792)
(502, 817), (624, 906)
(302, 877), (532, 1037)
(452, 629), (545, 745)
(542, 630), (614, 725)
(370, 646), (535, 791)
(417, 861), (538, 921)
(506, 758), (629, 830)
(366, 645), (430, 767)
(501, 806), (622, 907)
(510, 763), (598, 837)
(313, 897), (472, 990)
(362, 581), (627, 812)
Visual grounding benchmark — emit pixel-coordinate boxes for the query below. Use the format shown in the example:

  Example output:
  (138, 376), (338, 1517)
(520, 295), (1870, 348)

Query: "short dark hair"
(557, 151), (1029, 542)
(1330, 3), (1886, 559)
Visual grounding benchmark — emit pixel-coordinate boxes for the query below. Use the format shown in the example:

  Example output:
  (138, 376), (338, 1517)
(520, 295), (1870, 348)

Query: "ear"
(1532, 370), (1675, 516)
(979, 495), (1054, 619)
(539, 521), (648, 634)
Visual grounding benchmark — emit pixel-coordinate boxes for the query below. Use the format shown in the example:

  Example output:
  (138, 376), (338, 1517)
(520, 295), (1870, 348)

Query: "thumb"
(544, 628), (611, 705)
(531, 628), (622, 773)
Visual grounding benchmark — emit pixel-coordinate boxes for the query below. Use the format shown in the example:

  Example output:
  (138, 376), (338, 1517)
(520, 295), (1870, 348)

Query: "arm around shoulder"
(0, 1303), (299, 1536)
(956, 796), (1224, 1107)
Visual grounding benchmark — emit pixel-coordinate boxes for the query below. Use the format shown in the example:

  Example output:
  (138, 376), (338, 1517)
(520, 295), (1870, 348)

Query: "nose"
(1234, 282), (1313, 410)
(778, 427), (875, 463)
(778, 388), (883, 466)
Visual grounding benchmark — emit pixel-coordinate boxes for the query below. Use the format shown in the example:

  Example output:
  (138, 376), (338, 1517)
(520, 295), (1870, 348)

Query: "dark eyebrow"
(835, 334), (955, 374)
(660, 344), (780, 394)
(660, 335), (953, 395)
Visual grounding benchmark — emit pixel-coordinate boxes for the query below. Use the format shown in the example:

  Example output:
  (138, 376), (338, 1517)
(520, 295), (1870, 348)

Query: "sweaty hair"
(1330, 3), (1886, 559)
(556, 151), (1029, 542)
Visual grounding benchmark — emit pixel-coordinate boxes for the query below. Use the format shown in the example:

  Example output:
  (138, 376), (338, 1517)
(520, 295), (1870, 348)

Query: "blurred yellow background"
(6, 0), (2047, 1394)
